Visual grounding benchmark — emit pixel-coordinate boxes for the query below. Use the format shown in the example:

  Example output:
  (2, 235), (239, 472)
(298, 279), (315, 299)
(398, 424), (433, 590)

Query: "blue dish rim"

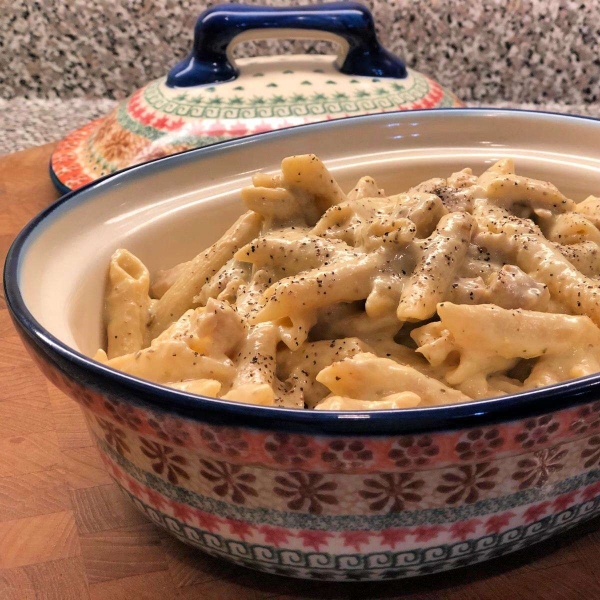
(8, 107), (600, 436)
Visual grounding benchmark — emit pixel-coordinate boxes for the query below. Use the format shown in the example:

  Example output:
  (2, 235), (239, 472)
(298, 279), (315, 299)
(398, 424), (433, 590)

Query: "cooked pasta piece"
(167, 379), (222, 396)
(148, 211), (263, 339)
(541, 212), (600, 245)
(516, 233), (600, 325)
(347, 175), (385, 201)
(575, 195), (600, 227)
(316, 352), (470, 405)
(315, 392), (421, 410)
(277, 338), (371, 408)
(397, 212), (474, 321)
(151, 260), (191, 299)
(477, 159), (576, 215)
(105, 299), (243, 385)
(253, 249), (384, 324)
(412, 302), (600, 398)
(104, 249), (151, 359)
(241, 185), (302, 223)
(221, 323), (280, 407)
(525, 351), (600, 389)
(559, 241), (600, 277)
(280, 154), (346, 224)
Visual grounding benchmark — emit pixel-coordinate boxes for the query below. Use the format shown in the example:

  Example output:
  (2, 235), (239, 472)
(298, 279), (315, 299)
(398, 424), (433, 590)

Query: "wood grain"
(0, 511), (80, 569)
(2, 143), (600, 598)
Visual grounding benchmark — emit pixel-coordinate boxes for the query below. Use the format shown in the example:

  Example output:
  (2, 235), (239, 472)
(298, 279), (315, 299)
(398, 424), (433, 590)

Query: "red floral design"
(258, 525), (290, 547)
(359, 473), (424, 512)
(146, 488), (166, 510)
(552, 491), (578, 512)
(169, 499), (192, 522)
(570, 401), (600, 435)
(127, 477), (143, 498)
(199, 460), (257, 505)
(449, 518), (482, 540)
(341, 531), (371, 551)
(581, 482), (600, 502)
(108, 462), (123, 483)
(97, 417), (130, 455)
(437, 463), (499, 504)
(523, 501), (551, 523)
(146, 412), (190, 446)
(379, 528), (409, 548)
(97, 115), (147, 164)
(514, 415), (560, 449)
(388, 435), (439, 468)
(512, 445), (568, 490)
(321, 440), (373, 471)
(455, 428), (504, 461)
(139, 438), (189, 484)
(199, 425), (249, 458)
(484, 512), (515, 534)
(581, 435), (600, 469)
(273, 473), (337, 514)
(264, 433), (314, 466)
(413, 525), (445, 542)
(104, 399), (142, 430)
(50, 119), (99, 190)
(296, 530), (333, 551)
(228, 519), (252, 540)
(193, 509), (222, 532)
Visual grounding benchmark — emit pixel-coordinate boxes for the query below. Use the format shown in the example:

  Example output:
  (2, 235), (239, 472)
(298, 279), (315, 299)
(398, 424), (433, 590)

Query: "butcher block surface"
(2, 143), (600, 599)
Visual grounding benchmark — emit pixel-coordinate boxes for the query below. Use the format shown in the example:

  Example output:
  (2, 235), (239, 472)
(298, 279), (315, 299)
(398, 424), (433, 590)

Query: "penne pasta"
(95, 157), (600, 410)
(147, 211), (263, 340)
(105, 249), (151, 359)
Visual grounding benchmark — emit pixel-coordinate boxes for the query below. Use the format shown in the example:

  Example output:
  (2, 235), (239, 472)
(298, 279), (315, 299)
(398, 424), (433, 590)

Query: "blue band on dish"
(166, 2), (407, 88)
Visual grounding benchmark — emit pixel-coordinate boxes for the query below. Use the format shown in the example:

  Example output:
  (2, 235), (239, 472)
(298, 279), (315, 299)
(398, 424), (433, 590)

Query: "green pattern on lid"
(140, 73), (428, 119)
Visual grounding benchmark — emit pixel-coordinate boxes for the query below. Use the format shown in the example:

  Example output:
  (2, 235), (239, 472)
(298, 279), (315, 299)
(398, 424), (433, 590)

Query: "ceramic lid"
(50, 2), (463, 193)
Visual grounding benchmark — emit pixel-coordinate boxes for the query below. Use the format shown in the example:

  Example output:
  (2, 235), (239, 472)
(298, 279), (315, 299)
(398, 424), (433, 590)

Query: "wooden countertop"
(2, 144), (600, 599)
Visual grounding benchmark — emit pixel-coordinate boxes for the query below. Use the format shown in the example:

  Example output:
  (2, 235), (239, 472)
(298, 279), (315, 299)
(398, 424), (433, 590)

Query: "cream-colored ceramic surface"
(225, 34), (351, 72)
(20, 111), (600, 357)
(161, 54), (411, 103)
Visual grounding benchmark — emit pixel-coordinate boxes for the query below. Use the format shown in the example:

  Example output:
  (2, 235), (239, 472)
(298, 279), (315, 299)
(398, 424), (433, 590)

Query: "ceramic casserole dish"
(6, 109), (600, 580)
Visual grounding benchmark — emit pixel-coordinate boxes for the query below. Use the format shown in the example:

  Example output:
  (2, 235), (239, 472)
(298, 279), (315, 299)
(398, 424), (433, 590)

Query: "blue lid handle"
(167, 2), (407, 88)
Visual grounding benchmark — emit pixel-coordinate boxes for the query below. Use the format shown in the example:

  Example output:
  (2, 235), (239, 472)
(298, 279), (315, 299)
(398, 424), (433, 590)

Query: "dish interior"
(18, 112), (600, 364)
